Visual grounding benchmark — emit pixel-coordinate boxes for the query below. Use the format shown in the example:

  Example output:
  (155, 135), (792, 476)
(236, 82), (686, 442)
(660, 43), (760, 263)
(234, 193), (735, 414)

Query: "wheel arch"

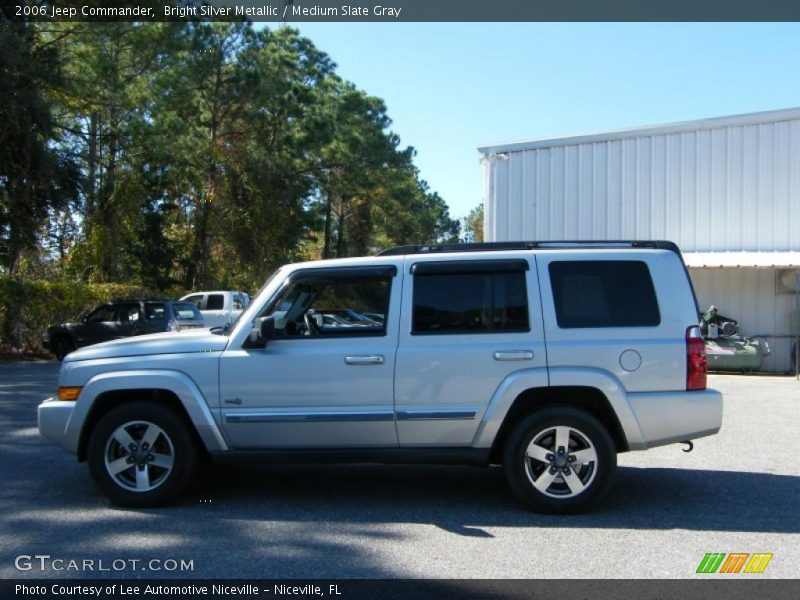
(77, 388), (208, 462)
(472, 367), (646, 461)
(488, 386), (629, 464)
(66, 370), (228, 461)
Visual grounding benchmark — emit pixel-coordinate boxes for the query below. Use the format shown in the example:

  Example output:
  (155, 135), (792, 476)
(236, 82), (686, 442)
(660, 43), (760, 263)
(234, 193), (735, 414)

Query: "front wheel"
(87, 402), (197, 507)
(503, 407), (616, 514)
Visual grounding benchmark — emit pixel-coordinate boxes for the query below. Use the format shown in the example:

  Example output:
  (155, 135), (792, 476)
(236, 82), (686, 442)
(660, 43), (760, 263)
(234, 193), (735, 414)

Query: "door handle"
(493, 350), (534, 361)
(344, 355), (385, 365)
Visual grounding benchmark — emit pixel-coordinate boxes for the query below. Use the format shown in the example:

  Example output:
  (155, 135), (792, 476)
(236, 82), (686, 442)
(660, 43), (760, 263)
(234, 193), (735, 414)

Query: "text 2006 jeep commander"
(38, 241), (722, 513)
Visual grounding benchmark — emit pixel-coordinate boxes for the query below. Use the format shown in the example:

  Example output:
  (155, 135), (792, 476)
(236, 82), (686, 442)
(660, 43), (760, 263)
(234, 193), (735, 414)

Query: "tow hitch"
(680, 441), (694, 453)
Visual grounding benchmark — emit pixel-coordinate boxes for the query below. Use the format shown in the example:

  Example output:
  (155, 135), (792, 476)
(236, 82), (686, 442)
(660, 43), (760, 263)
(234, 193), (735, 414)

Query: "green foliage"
(0, 275), (161, 352)
(463, 204), (484, 243)
(0, 21), (77, 274)
(1, 21), (463, 350)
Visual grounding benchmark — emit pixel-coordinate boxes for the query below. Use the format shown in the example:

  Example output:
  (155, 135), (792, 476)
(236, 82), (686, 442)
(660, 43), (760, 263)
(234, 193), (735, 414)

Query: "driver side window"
(265, 274), (391, 338)
(87, 305), (116, 323)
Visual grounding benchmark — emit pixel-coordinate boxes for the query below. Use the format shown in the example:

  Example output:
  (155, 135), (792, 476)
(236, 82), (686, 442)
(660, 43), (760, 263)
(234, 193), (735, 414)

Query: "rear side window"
(412, 268), (529, 335)
(549, 260), (660, 328)
(145, 302), (166, 321)
(117, 304), (141, 323)
(206, 294), (224, 310)
(172, 302), (202, 321)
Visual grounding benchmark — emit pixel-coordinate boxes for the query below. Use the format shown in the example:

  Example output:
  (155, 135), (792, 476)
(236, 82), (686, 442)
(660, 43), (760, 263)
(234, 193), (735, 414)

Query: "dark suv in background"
(44, 299), (205, 360)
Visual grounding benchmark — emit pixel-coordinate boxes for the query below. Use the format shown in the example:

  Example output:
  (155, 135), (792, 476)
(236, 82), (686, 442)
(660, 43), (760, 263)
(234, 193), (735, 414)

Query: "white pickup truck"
(179, 291), (249, 329)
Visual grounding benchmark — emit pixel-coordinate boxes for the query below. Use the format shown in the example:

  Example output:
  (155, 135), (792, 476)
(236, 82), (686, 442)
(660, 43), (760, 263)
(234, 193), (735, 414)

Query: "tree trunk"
(86, 111), (97, 215)
(98, 125), (118, 282)
(184, 198), (210, 290)
(322, 192), (333, 259)
(336, 195), (347, 258)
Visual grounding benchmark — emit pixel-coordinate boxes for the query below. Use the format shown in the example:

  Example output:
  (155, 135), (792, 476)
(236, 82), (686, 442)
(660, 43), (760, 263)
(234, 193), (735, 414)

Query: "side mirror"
(245, 316), (275, 349)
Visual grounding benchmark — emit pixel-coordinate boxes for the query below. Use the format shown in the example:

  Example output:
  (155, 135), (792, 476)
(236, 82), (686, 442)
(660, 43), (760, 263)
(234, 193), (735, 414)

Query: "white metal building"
(479, 107), (800, 372)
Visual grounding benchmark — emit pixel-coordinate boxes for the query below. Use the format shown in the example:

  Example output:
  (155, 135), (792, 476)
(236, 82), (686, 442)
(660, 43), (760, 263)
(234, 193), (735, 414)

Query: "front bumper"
(627, 388), (723, 449)
(37, 398), (77, 453)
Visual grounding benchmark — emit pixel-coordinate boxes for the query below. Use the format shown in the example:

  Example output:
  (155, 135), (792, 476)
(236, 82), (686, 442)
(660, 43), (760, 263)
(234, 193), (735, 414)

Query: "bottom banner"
(2, 579), (798, 600)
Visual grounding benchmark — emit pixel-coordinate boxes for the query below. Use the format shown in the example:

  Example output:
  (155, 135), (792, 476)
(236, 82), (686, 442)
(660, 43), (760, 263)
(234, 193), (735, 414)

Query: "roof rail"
(377, 240), (681, 256)
(108, 297), (175, 303)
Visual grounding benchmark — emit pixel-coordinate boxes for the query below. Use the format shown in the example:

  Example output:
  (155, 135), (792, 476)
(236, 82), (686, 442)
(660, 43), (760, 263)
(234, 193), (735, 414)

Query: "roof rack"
(377, 240), (680, 256)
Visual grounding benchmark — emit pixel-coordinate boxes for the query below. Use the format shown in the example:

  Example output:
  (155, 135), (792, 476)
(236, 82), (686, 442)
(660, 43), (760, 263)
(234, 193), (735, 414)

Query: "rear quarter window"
(548, 260), (660, 328)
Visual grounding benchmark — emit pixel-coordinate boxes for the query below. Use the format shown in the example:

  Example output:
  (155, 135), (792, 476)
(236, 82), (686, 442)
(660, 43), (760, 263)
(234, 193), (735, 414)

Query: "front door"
(77, 304), (121, 346)
(219, 264), (402, 449)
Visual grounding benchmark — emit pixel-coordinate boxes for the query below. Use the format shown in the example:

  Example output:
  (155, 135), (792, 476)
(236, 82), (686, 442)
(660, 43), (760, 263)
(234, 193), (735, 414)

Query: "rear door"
(141, 302), (169, 335)
(115, 302), (143, 338)
(202, 293), (228, 328)
(394, 254), (548, 446)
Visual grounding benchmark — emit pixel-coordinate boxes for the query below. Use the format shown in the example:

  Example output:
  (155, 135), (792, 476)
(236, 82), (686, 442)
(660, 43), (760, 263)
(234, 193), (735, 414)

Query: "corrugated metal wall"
(484, 117), (800, 252)
(691, 268), (797, 372)
(482, 111), (800, 371)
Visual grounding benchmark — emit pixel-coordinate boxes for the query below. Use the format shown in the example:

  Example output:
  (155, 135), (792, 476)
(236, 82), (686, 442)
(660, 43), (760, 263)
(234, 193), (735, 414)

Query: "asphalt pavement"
(0, 361), (798, 579)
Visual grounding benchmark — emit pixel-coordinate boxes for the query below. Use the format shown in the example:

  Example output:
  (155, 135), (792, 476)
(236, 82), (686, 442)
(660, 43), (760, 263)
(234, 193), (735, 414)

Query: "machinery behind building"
(700, 306), (771, 372)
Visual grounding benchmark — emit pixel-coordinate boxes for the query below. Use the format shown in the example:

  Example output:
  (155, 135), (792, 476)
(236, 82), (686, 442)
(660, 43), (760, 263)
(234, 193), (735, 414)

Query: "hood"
(64, 329), (229, 362)
(48, 321), (81, 333)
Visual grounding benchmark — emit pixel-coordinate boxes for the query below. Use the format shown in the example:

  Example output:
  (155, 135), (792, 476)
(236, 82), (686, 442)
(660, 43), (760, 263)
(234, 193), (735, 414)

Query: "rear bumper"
(37, 398), (77, 454)
(627, 388), (723, 450)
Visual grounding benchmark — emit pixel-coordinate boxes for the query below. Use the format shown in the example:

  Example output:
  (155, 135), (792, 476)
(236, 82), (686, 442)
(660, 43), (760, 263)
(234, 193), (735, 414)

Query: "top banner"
(8, 0), (800, 22)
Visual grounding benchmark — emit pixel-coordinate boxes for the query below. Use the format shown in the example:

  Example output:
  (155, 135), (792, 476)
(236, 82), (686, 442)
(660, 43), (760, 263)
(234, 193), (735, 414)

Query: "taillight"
(686, 326), (707, 390)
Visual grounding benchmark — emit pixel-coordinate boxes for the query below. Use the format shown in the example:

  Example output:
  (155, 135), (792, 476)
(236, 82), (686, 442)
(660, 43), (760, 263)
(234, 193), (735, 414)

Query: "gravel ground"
(0, 361), (797, 579)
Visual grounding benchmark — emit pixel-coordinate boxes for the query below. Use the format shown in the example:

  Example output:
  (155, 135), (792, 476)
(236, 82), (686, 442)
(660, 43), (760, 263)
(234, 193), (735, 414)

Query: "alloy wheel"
(523, 425), (598, 498)
(104, 421), (175, 493)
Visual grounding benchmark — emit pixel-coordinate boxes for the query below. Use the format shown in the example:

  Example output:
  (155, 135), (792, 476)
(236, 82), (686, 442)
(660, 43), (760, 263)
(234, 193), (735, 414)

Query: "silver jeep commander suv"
(38, 241), (722, 513)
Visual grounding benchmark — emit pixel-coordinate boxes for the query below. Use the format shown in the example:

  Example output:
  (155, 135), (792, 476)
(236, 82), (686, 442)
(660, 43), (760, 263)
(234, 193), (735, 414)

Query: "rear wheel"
(503, 407), (616, 514)
(87, 402), (197, 507)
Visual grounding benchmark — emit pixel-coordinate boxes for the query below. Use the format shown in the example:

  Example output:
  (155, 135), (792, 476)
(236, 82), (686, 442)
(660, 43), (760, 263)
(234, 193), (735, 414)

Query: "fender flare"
(64, 369), (228, 455)
(471, 367), (646, 450)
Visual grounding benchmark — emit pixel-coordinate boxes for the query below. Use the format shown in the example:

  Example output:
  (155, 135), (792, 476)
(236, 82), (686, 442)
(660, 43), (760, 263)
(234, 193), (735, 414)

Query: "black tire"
(53, 336), (75, 361)
(87, 402), (197, 507)
(502, 407), (616, 514)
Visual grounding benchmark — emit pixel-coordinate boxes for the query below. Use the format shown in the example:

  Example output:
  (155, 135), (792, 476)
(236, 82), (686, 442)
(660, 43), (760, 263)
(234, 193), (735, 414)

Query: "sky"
(278, 23), (800, 220)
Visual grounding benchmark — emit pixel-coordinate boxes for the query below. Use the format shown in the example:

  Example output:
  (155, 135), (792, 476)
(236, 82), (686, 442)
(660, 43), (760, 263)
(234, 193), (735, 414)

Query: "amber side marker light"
(57, 387), (82, 401)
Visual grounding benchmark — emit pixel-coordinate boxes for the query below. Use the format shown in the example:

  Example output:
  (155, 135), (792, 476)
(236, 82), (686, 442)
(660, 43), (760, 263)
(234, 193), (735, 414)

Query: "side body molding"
(64, 370), (228, 454)
(471, 367), (646, 450)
